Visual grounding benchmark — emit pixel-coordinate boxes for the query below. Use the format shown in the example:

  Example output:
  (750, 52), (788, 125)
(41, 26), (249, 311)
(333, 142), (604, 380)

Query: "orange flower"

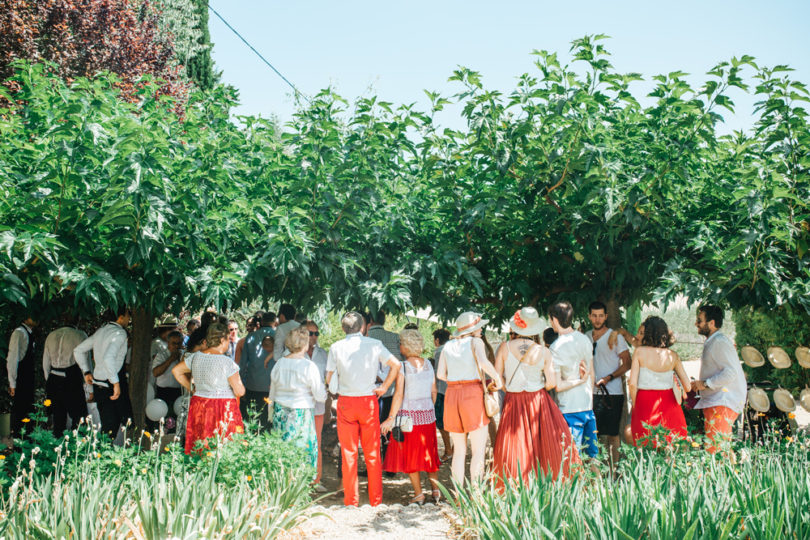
(235, 426), (244, 434)
(143, 431), (152, 439)
(788, 412), (796, 419)
(263, 397), (270, 404)
(513, 310), (528, 329)
(21, 418), (30, 423)
(44, 399), (52, 407)
(247, 475), (252, 481)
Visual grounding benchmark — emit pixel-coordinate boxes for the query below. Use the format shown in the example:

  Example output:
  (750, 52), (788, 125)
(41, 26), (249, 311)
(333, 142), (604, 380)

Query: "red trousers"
(337, 395), (382, 506)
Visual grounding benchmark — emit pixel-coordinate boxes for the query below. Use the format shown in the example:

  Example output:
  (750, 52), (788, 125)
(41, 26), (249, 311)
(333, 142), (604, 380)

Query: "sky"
(208, 1), (810, 133)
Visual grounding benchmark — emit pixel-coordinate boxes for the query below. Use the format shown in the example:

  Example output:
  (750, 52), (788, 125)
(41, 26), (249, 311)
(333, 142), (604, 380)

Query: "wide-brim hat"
(773, 388), (796, 413)
(767, 346), (792, 369)
(509, 307), (545, 337)
(748, 387), (770, 413)
(741, 346), (765, 368)
(800, 387), (810, 410)
(795, 346), (810, 369)
(452, 311), (489, 337)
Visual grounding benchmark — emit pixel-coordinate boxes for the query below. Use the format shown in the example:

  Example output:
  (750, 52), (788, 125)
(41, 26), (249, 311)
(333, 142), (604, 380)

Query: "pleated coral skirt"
(631, 389), (687, 447)
(185, 395), (244, 454)
(493, 389), (581, 488)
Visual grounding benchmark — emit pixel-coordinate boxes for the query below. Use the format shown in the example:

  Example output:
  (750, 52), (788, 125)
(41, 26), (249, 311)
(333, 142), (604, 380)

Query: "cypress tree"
(186, 0), (216, 89)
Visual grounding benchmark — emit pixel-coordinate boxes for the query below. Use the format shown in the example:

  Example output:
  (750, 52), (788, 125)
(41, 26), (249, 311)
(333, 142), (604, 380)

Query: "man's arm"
(374, 356), (401, 397)
(152, 350), (179, 377)
(6, 328), (25, 393)
(696, 339), (738, 390)
(73, 333), (96, 381)
(42, 334), (53, 381)
(103, 330), (128, 400)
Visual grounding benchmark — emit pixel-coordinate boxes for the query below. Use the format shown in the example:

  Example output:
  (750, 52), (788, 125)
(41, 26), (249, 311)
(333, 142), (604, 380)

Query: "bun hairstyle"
(205, 322), (229, 348)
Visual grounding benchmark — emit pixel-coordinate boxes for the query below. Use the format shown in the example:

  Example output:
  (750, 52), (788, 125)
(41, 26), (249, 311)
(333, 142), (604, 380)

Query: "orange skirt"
(444, 380), (489, 433)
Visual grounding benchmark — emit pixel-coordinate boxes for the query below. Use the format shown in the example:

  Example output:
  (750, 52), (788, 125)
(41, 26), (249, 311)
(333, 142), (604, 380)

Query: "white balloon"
(145, 399), (168, 422)
(173, 397), (186, 416)
(146, 384), (155, 403)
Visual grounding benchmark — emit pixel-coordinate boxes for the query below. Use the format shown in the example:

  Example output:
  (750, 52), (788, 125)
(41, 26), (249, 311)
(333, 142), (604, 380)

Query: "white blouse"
(186, 352), (239, 399)
(269, 355), (327, 409)
(440, 337), (481, 381)
(399, 360), (435, 425)
(503, 347), (545, 393)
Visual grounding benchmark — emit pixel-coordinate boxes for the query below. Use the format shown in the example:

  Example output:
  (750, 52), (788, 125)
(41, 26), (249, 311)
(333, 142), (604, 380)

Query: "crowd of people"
(5, 300), (747, 505)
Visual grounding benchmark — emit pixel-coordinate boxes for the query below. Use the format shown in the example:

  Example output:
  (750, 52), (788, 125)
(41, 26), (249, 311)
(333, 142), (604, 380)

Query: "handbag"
(391, 414), (414, 442)
(673, 374), (686, 405)
(472, 343), (500, 418)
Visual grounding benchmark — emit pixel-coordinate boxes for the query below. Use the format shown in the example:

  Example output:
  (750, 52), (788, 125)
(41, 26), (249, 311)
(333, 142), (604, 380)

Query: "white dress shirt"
(695, 332), (747, 414)
(269, 355), (327, 409)
(6, 324), (32, 389)
(273, 320), (301, 363)
(551, 331), (594, 414)
(73, 322), (128, 384)
(326, 333), (396, 396)
(42, 327), (88, 379)
(151, 349), (181, 388)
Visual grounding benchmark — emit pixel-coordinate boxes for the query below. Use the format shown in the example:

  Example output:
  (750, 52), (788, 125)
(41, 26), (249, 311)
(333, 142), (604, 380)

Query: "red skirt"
(185, 395), (245, 454)
(631, 389), (687, 447)
(493, 389), (581, 488)
(383, 421), (441, 474)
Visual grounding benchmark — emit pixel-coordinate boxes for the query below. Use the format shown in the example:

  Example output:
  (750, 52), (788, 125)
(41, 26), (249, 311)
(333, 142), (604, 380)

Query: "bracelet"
(606, 374), (613, 382)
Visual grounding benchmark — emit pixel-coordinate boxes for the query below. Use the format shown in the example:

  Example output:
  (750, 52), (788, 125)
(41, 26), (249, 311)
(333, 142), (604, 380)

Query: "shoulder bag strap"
(470, 339), (488, 394)
(506, 343), (534, 388)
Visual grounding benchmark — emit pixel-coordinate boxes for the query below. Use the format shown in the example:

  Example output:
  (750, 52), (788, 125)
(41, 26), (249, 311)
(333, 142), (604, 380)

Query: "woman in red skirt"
(629, 316), (691, 447)
(493, 308), (581, 489)
(381, 329), (441, 504)
(172, 322), (246, 454)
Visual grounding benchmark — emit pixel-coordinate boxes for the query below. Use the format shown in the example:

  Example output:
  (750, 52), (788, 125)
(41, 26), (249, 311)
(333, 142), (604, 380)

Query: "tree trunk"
(129, 306), (154, 430)
(604, 294), (622, 330)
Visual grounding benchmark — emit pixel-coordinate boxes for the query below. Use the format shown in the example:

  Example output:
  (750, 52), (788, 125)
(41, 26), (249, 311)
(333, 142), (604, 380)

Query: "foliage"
(183, 0), (217, 90)
(0, 0), (186, 106)
(732, 306), (810, 391)
(449, 433), (810, 539)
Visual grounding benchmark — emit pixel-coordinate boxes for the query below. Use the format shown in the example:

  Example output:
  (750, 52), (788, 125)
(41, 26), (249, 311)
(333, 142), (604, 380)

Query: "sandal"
(431, 489), (442, 503)
(410, 493), (426, 506)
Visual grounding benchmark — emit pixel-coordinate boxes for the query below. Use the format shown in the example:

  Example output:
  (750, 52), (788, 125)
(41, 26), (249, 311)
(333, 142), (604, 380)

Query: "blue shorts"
(562, 410), (599, 458)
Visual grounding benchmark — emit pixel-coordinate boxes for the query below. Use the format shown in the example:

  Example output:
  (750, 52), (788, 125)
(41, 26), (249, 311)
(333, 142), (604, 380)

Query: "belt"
(93, 379), (111, 389)
(446, 379), (481, 386)
(50, 368), (68, 378)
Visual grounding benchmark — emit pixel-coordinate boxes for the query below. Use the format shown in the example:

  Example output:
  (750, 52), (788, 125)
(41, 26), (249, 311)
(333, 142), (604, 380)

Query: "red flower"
(513, 310), (527, 329)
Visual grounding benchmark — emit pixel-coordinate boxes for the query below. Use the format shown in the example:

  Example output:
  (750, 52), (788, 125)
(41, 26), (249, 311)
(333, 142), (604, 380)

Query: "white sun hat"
(767, 346), (792, 369)
(773, 388), (796, 413)
(452, 311), (490, 338)
(508, 307), (546, 337)
(740, 346), (766, 368)
(800, 387), (810, 410)
(747, 387), (770, 413)
(795, 346), (810, 369)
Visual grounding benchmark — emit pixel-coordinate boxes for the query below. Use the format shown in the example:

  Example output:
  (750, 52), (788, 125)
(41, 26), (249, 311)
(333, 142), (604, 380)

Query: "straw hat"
(509, 307), (545, 337)
(748, 387), (770, 412)
(740, 346), (765, 368)
(795, 346), (810, 369)
(767, 346), (791, 369)
(773, 388), (796, 413)
(158, 317), (179, 328)
(452, 311), (489, 338)
(800, 387), (810, 410)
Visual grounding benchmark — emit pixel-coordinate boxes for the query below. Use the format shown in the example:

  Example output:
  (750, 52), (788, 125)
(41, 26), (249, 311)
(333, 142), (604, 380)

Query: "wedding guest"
(151, 330), (184, 416)
(74, 307), (132, 436)
(6, 315), (38, 436)
(269, 325), (326, 471)
(305, 320), (329, 490)
(431, 328), (453, 462)
(691, 305), (746, 453)
(172, 323), (245, 454)
(326, 312), (400, 507)
(42, 317), (88, 436)
(239, 312), (276, 427)
(436, 311), (502, 487)
(382, 329), (440, 504)
(629, 316), (691, 446)
(226, 320), (239, 360)
(494, 308), (580, 487)
(184, 319), (200, 347)
(273, 304), (300, 365)
(366, 309), (403, 468)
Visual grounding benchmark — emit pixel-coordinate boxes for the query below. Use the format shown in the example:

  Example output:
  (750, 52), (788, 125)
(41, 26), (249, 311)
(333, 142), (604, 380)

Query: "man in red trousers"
(326, 311), (400, 506)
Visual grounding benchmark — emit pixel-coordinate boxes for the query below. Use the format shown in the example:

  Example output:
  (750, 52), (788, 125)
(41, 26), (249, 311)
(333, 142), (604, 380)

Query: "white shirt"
(186, 352), (240, 399)
(326, 333), (396, 396)
(273, 320), (301, 363)
(42, 327), (88, 379)
(440, 337), (486, 382)
(586, 329), (628, 395)
(309, 346), (329, 415)
(269, 355), (327, 409)
(73, 322), (128, 384)
(6, 324), (32, 389)
(551, 331), (594, 414)
(695, 332), (747, 414)
(151, 349), (181, 388)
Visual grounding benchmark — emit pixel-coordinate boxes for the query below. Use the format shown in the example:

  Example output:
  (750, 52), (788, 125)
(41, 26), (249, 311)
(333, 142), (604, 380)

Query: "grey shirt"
(239, 326), (276, 392)
(367, 325), (403, 398)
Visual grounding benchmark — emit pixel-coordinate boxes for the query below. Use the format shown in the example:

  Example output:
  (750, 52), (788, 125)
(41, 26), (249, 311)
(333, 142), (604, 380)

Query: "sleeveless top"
(638, 366), (674, 390)
(186, 352), (240, 399)
(398, 360), (436, 425)
(504, 347), (545, 393)
(442, 337), (481, 382)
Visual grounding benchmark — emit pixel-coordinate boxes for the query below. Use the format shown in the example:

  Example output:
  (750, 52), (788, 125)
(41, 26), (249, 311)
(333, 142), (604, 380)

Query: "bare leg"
(314, 414), (324, 483)
(439, 428), (453, 459)
(469, 425), (489, 483)
(408, 472), (423, 497)
(449, 432), (468, 487)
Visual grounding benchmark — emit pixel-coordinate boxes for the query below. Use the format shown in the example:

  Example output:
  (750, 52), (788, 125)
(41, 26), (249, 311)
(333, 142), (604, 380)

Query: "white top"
(695, 332), (747, 414)
(269, 355), (327, 409)
(399, 360), (436, 425)
(151, 349), (181, 388)
(6, 324), (32, 388)
(326, 333), (396, 396)
(551, 331), (594, 414)
(440, 337), (484, 381)
(504, 348), (545, 393)
(43, 327), (87, 379)
(74, 323), (128, 384)
(637, 367), (674, 390)
(587, 329), (628, 395)
(186, 352), (240, 399)
(273, 320), (301, 364)
(309, 346), (328, 415)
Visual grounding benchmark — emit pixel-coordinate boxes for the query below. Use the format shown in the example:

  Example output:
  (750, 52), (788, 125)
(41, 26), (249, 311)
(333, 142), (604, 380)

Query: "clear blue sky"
(208, 1), (810, 133)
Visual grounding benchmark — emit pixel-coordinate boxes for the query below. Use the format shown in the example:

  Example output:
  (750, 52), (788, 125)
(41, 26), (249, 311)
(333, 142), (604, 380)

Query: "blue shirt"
(239, 326), (276, 392)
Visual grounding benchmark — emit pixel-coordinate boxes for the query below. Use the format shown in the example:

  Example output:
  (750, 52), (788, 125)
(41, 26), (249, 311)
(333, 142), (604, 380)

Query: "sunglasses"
(309, 331), (320, 337)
